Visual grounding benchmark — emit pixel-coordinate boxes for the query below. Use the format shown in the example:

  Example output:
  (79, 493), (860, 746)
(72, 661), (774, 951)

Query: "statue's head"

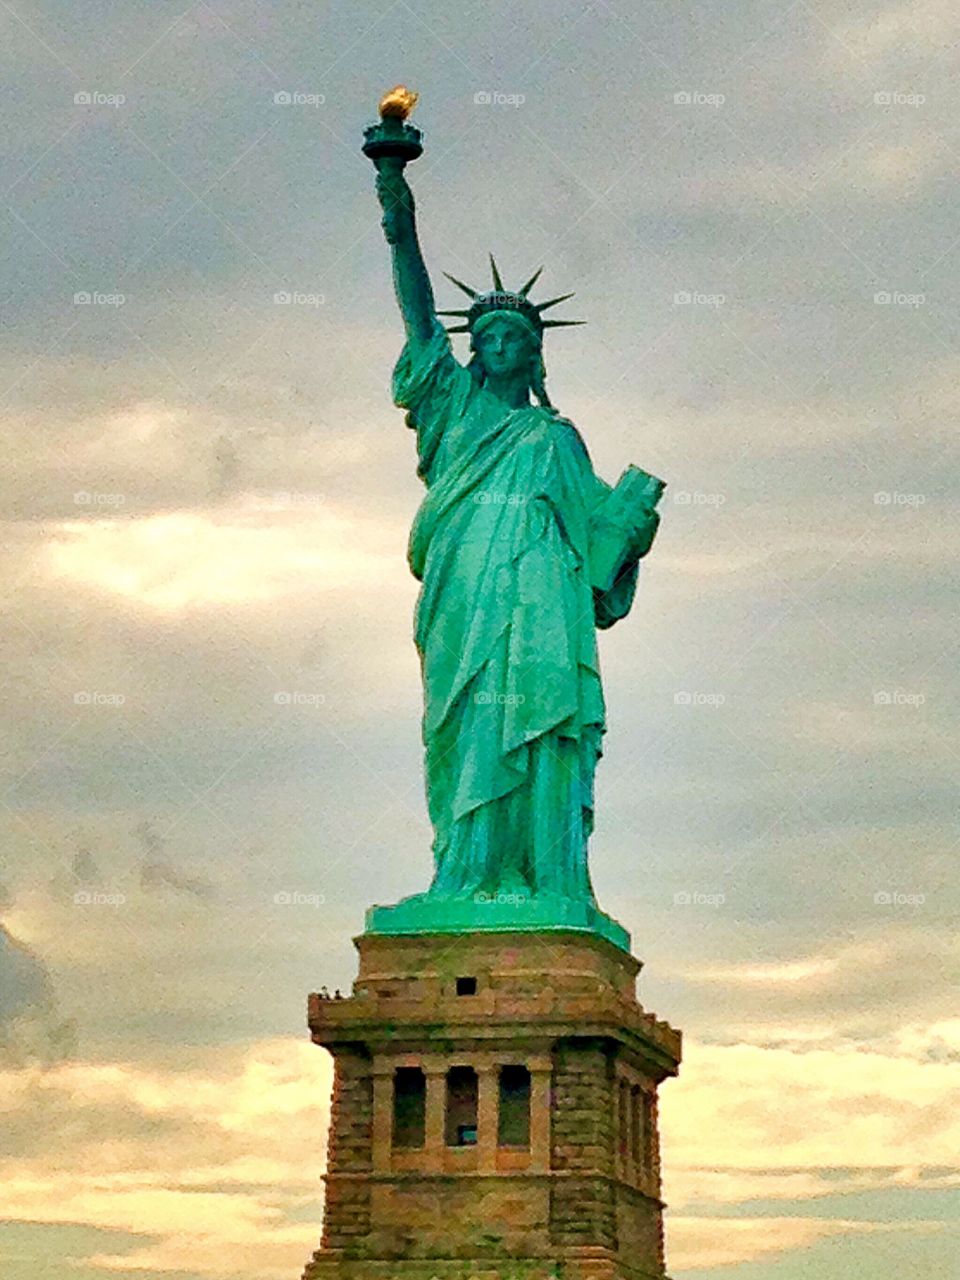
(439, 257), (584, 410)
(471, 311), (539, 376)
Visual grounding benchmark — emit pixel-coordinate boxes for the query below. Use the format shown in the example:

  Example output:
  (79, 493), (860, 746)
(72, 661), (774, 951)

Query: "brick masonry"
(321, 1048), (373, 1249)
(301, 930), (681, 1280)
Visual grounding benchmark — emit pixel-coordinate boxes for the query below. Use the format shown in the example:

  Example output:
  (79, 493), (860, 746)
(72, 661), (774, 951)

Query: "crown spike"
(443, 271), (479, 299)
(519, 266), (544, 298)
(443, 260), (582, 334)
(536, 292), (576, 313)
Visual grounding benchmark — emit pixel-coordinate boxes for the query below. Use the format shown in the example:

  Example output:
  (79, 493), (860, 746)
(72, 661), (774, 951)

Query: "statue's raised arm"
(364, 88), (436, 342)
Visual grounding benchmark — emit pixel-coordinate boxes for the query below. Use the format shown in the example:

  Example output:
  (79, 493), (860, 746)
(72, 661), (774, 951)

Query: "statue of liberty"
(362, 90), (664, 948)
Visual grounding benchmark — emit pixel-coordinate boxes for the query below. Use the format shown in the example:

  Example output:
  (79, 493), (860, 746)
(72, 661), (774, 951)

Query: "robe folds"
(394, 321), (656, 904)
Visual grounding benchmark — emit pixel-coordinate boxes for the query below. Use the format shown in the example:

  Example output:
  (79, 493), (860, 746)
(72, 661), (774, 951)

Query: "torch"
(361, 85), (423, 175)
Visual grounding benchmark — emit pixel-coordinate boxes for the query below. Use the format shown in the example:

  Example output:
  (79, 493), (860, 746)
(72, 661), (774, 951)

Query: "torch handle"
(373, 154), (406, 177)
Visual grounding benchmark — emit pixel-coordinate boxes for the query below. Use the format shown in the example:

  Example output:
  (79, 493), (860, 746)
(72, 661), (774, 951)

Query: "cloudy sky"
(1, 0), (958, 1276)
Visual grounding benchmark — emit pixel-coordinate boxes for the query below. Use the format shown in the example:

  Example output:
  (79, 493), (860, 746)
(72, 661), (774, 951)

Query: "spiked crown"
(438, 254), (584, 337)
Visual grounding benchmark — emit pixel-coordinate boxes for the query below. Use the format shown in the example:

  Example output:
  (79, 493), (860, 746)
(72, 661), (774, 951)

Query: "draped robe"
(394, 322), (655, 906)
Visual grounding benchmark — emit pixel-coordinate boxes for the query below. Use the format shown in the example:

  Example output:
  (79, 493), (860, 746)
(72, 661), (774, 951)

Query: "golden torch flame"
(378, 85), (419, 120)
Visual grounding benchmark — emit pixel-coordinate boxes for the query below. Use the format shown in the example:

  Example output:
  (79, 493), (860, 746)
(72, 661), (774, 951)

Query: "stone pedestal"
(302, 929), (681, 1280)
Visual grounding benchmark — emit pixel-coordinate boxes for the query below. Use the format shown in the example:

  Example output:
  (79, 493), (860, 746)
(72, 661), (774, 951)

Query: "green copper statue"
(362, 89), (664, 950)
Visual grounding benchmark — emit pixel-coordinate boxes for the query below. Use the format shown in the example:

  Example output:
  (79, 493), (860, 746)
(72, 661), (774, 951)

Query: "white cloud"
(827, 0), (959, 69)
(661, 1033), (960, 1192)
(0, 1039), (331, 1278)
(45, 503), (401, 610)
(668, 1214), (943, 1272)
(691, 131), (952, 207)
(696, 956), (838, 984)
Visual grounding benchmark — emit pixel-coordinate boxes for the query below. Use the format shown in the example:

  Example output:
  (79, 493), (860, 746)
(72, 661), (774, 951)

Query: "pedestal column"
(423, 1060), (446, 1173)
(371, 1059), (393, 1173)
(529, 1056), (552, 1172)
(477, 1063), (499, 1172)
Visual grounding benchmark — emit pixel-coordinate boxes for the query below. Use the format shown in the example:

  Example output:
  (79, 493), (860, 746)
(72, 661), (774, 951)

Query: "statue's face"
(474, 316), (536, 379)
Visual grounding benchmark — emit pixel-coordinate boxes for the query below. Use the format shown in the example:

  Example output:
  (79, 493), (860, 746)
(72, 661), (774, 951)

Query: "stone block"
(302, 929), (679, 1280)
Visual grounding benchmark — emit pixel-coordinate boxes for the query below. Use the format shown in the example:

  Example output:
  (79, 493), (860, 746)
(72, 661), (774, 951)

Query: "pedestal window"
(497, 1064), (531, 1147)
(392, 1066), (426, 1148)
(445, 1065), (478, 1145)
